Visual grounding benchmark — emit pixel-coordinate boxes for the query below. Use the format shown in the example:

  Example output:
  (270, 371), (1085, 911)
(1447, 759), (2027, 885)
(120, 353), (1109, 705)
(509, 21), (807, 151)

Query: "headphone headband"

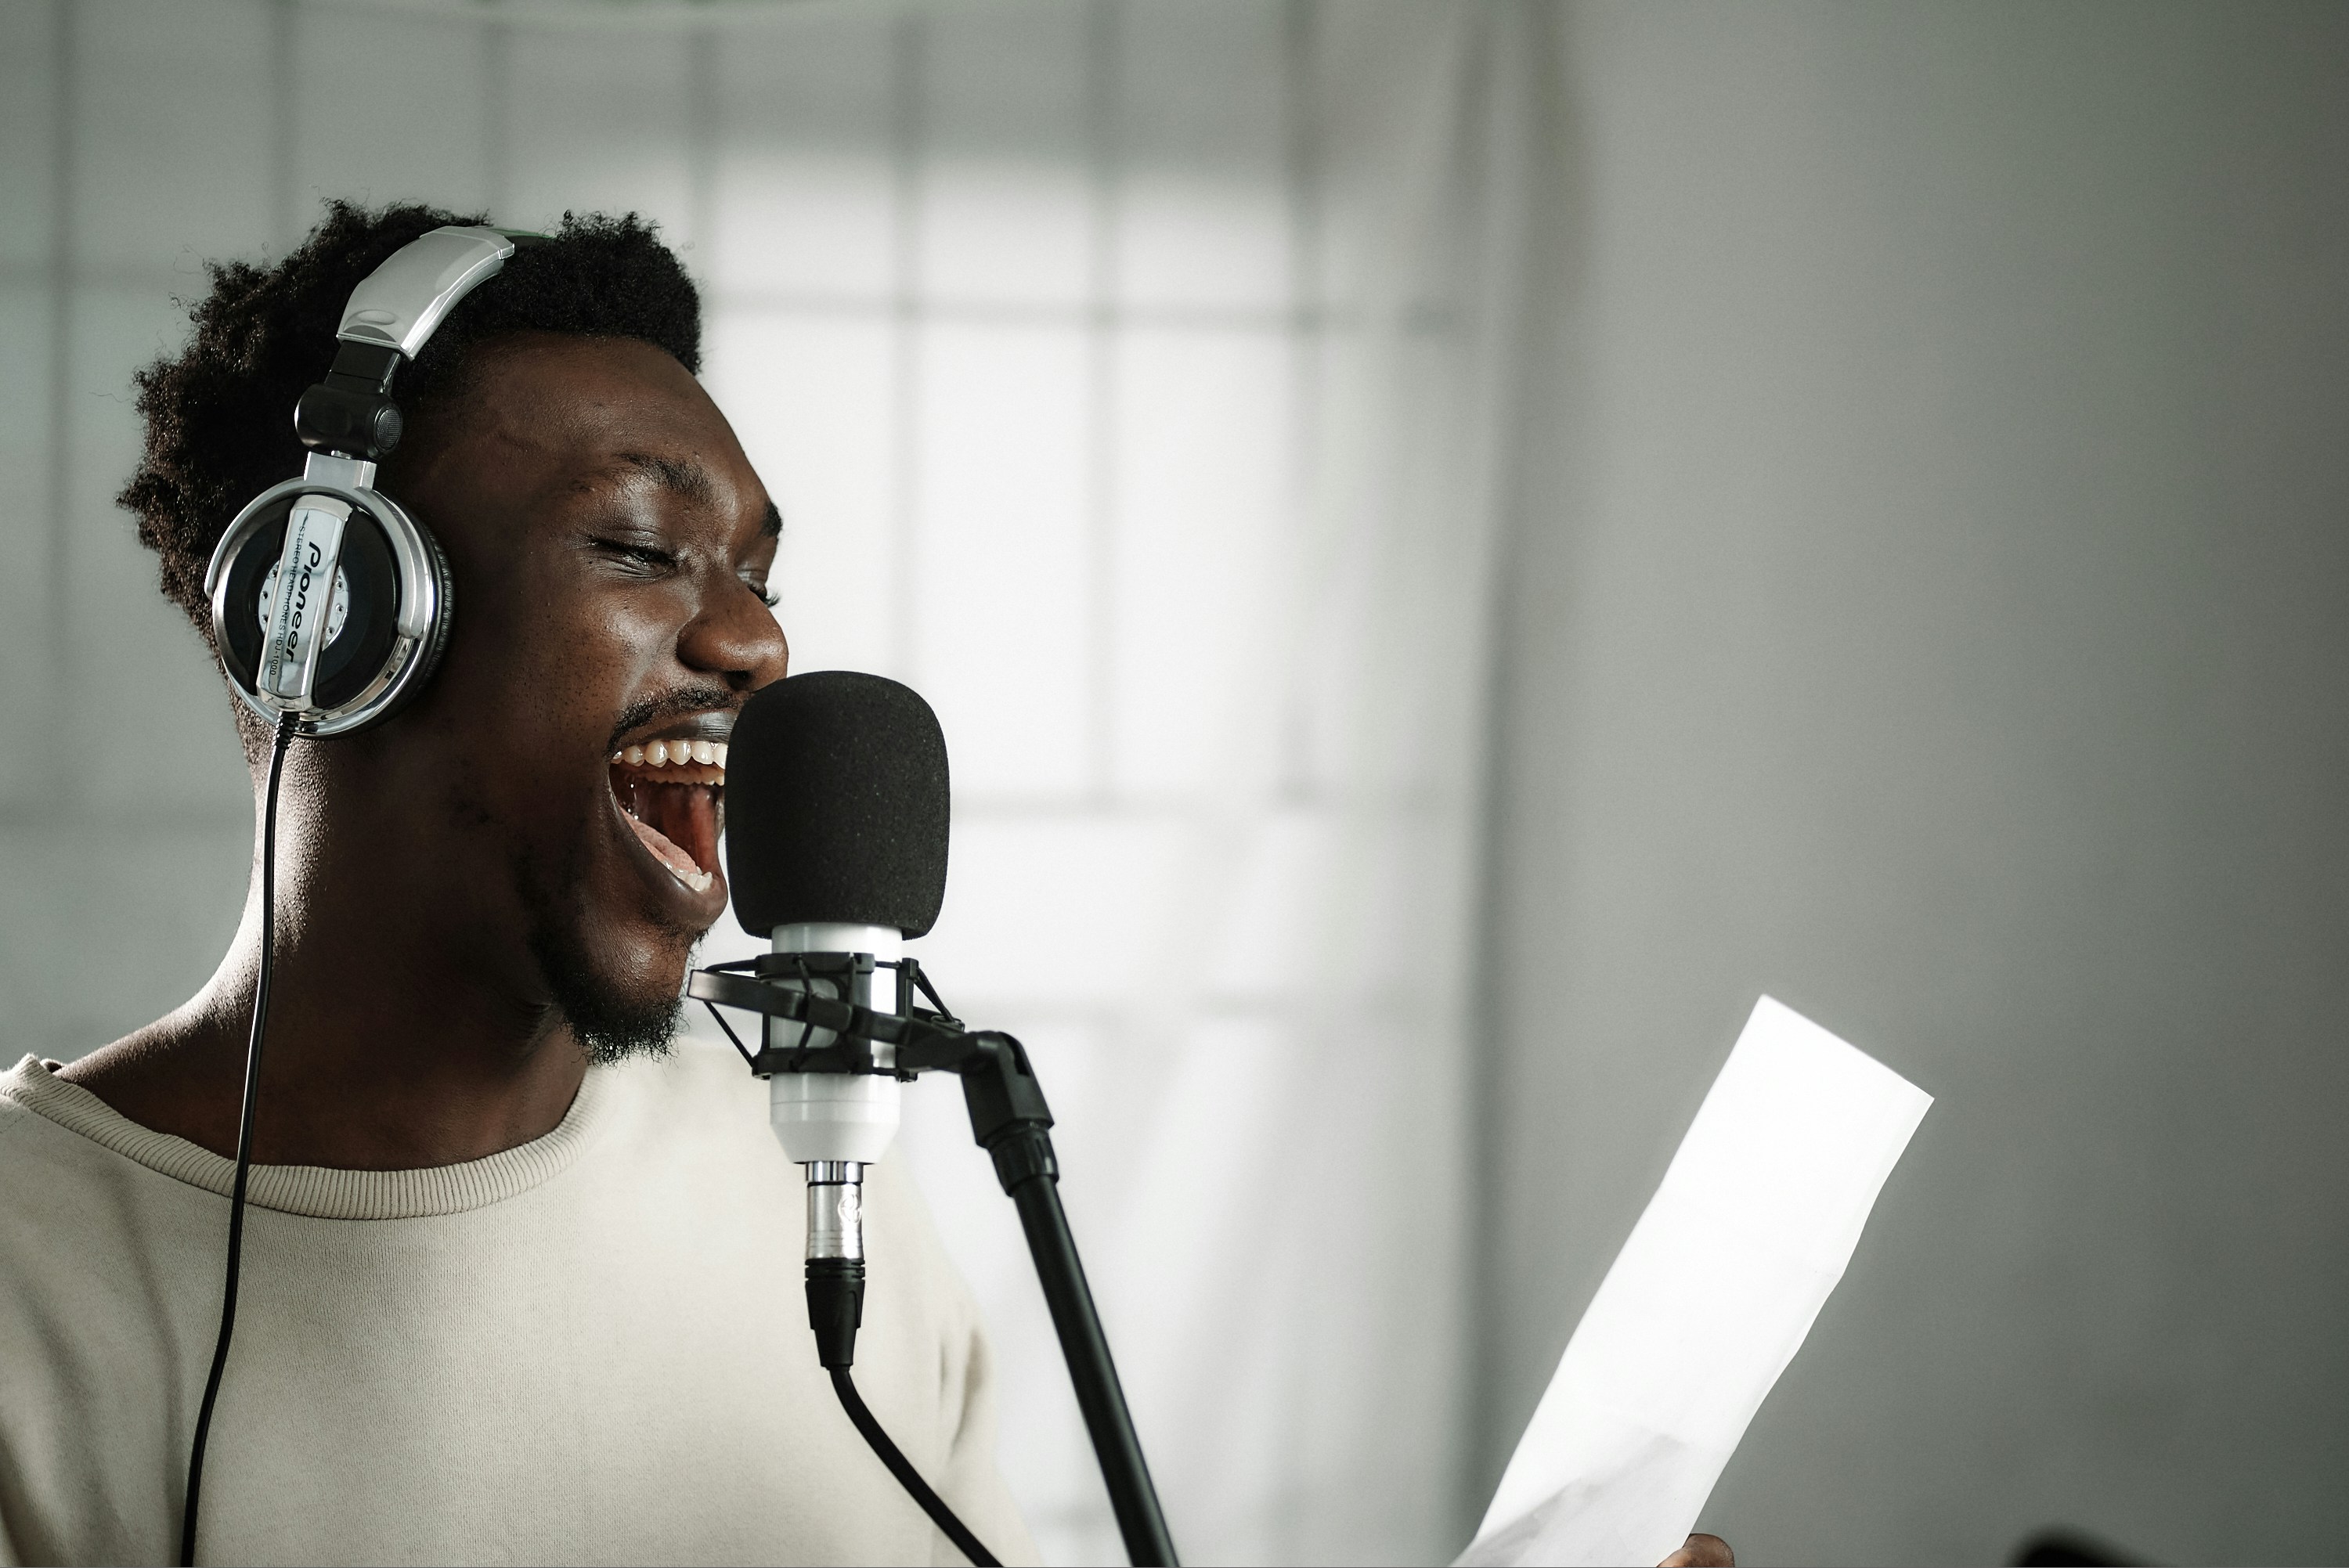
(335, 225), (519, 358)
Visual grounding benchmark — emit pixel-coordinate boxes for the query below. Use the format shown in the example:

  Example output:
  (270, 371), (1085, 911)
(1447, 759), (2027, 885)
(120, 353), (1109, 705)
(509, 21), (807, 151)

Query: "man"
(0, 203), (1734, 1568)
(0, 203), (1034, 1566)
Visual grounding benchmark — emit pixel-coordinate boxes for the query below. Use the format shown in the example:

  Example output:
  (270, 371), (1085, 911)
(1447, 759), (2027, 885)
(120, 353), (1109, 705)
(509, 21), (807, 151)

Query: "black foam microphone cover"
(725, 671), (951, 939)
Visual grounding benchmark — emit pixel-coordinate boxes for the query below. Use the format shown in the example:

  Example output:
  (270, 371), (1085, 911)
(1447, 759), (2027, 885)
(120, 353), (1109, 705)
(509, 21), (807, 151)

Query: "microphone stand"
(691, 957), (1180, 1568)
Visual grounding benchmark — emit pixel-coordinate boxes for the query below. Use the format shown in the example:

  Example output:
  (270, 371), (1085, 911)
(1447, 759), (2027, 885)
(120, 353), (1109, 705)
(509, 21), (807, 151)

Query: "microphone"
(723, 670), (949, 1354)
(707, 671), (1174, 1566)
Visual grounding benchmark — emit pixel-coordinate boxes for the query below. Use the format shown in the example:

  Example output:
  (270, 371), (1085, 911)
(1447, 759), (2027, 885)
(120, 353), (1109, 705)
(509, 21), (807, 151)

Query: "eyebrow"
(614, 450), (781, 539)
(615, 450), (718, 506)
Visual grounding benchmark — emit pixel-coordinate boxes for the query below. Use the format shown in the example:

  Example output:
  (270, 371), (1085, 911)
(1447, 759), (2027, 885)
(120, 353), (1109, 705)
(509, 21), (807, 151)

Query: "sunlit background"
(3, 2), (2345, 1565)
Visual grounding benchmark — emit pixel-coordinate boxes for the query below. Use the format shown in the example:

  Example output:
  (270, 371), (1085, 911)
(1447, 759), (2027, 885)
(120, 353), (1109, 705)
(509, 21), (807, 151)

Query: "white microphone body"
(767, 920), (902, 1163)
(767, 921), (904, 1263)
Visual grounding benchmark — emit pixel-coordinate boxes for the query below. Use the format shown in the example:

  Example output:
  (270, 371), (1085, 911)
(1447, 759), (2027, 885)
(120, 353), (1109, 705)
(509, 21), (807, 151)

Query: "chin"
(529, 902), (703, 1065)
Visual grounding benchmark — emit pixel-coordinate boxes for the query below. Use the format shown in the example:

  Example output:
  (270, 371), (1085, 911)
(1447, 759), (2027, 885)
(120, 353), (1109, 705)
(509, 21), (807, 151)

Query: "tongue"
(626, 810), (709, 887)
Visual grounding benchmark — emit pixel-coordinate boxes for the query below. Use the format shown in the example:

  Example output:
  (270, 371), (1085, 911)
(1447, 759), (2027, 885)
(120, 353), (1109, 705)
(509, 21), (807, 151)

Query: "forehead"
(392, 333), (782, 563)
(439, 333), (757, 496)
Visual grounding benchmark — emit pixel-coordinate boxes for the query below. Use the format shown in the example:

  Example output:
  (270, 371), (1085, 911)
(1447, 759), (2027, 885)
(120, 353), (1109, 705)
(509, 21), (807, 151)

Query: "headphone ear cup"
(207, 479), (455, 736)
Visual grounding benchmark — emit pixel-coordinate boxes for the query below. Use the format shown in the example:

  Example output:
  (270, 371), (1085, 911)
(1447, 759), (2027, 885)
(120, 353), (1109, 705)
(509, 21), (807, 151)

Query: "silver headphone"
(203, 225), (534, 737)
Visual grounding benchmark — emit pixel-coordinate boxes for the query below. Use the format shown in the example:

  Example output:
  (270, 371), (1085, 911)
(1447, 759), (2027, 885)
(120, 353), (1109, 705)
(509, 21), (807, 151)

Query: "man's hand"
(1659, 1534), (1734, 1566)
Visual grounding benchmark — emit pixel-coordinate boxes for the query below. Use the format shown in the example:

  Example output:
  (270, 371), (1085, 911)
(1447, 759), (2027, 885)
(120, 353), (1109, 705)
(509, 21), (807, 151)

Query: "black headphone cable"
(179, 709), (298, 1567)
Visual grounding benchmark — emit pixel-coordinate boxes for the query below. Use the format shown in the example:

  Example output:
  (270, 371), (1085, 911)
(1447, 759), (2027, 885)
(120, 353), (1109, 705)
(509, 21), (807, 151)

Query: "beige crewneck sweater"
(0, 1039), (1037, 1566)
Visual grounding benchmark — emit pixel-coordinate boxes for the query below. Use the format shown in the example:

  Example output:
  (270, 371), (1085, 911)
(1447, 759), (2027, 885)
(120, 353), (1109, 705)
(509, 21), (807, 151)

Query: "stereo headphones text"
(202, 225), (536, 736)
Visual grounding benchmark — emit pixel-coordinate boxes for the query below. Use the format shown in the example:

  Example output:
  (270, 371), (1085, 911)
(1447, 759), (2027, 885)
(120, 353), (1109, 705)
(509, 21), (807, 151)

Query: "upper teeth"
(615, 739), (729, 769)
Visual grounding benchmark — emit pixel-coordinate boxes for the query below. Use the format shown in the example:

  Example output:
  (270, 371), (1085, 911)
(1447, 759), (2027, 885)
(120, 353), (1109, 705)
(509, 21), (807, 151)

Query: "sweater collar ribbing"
(0, 1055), (613, 1220)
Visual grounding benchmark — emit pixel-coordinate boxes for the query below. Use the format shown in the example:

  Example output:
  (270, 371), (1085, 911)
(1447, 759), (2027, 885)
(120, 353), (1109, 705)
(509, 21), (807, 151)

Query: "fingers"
(1658, 1533), (1735, 1567)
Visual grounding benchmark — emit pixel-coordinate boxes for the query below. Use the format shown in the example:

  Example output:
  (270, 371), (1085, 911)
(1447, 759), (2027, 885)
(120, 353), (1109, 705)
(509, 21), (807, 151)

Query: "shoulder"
(0, 1054), (156, 1203)
(0, 1060), (57, 1191)
(0, 1056), (205, 1557)
(0, 1053), (218, 1272)
(0, 1054), (39, 1135)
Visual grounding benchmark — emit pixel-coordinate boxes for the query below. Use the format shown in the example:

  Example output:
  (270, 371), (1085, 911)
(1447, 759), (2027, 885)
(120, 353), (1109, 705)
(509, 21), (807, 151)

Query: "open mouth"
(609, 736), (727, 896)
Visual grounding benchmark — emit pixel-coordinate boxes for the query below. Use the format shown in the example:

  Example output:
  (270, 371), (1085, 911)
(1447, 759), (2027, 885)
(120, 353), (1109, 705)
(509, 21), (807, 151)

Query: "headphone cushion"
(398, 519), (457, 707)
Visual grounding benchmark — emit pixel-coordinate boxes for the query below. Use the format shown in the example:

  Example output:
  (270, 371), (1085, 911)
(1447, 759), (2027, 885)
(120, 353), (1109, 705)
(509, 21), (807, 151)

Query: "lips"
(608, 729), (728, 898)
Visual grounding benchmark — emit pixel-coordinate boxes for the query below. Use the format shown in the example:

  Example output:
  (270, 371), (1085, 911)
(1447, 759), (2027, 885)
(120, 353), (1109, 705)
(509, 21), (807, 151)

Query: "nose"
(678, 577), (789, 694)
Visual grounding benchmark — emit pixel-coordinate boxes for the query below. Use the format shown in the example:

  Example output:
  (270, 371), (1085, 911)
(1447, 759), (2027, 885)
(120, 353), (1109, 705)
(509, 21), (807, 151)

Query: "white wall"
(1476, 5), (2349, 1563)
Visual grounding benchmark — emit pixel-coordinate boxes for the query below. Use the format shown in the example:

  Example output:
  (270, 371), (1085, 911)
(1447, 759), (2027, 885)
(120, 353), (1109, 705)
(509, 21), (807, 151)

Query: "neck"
(58, 788), (592, 1170)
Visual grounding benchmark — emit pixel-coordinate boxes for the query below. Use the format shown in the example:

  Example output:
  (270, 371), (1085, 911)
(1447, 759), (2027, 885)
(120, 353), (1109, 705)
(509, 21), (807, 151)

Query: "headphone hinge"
(293, 341), (406, 460)
(293, 387), (399, 460)
(301, 452), (378, 491)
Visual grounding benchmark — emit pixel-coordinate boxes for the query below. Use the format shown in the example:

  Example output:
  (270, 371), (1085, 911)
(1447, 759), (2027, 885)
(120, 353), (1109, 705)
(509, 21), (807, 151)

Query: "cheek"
(471, 585), (676, 741)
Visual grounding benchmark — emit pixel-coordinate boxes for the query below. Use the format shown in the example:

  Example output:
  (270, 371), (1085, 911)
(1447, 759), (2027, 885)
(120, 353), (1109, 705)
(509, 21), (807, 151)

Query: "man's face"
(359, 332), (788, 1058)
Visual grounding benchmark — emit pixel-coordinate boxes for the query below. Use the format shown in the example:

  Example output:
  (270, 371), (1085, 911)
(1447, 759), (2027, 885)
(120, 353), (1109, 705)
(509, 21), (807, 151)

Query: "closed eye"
(590, 537), (680, 577)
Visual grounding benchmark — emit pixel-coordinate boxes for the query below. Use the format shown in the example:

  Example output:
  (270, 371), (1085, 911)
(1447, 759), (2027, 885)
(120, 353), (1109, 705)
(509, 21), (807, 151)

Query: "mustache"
(604, 685), (744, 754)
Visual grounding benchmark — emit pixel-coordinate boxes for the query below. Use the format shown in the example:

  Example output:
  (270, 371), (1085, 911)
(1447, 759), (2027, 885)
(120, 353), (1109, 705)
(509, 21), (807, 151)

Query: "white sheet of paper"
(1457, 996), (1932, 1568)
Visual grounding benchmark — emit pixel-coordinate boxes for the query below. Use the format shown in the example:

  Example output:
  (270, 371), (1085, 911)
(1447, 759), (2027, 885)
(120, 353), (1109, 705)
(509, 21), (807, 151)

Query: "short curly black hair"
(121, 200), (701, 641)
